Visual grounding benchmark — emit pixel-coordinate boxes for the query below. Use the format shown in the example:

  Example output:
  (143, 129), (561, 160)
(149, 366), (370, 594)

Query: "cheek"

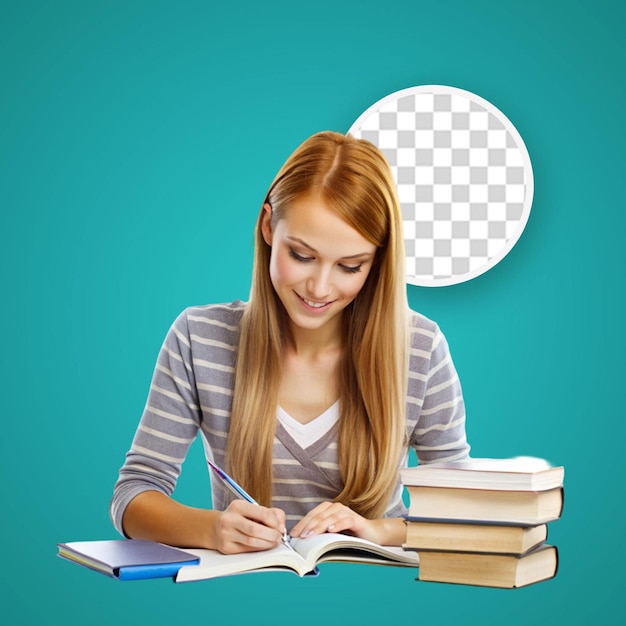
(337, 269), (372, 300)
(269, 249), (305, 288)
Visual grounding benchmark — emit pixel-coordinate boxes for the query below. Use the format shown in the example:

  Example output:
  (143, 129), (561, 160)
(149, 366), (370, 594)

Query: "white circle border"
(348, 85), (535, 287)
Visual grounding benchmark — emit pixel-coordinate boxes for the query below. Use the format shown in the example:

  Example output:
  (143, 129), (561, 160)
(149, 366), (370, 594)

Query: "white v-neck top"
(277, 400), (340, 449)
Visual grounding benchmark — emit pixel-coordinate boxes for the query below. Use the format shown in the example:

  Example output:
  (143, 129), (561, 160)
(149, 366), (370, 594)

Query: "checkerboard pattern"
(349, 86), (533, 286)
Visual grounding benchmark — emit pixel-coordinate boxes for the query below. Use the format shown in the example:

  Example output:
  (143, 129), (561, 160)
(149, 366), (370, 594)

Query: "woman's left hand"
(290, 502), (380, 544)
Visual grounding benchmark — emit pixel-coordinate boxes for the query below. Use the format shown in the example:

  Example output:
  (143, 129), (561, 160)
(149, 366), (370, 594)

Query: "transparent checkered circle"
(348, 85), (534, 287)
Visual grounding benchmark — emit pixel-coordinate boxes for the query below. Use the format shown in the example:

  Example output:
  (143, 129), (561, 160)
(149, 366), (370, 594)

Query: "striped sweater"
(110, 301), (469, 533)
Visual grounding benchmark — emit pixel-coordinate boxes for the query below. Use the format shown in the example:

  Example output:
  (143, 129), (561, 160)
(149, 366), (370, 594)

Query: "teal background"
(1, 0), (623, 623)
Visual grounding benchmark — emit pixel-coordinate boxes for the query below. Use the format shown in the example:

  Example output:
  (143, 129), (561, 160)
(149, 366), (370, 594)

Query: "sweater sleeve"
(385, 314), (471, 518)
(109, 309), (202, 535)
(407, 317), (470, 464)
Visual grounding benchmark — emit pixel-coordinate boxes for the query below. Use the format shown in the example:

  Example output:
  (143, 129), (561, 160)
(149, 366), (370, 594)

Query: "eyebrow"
(286, 236), (375, 260)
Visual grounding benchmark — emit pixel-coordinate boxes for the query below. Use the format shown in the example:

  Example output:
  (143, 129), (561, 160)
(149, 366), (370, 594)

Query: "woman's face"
(261, 194), (377, 337)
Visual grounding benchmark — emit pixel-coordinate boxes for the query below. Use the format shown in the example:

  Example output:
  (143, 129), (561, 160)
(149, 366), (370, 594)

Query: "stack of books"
(400, 456), (564, 588)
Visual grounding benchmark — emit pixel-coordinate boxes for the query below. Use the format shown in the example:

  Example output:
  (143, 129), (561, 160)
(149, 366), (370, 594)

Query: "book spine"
(403, 515), (540, 527)
(117, 559), (200, 581)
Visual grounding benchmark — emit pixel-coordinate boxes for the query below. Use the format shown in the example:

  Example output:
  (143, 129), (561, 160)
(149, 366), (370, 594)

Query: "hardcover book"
(417, 543), (558, 588)
(57, 539), (200, 580)
(400, 456), (564, 491)
(404, 521), (548, 555)
(404, 485), (564, 525)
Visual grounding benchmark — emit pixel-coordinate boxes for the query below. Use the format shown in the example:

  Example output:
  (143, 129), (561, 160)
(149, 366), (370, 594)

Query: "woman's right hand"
(213, 500), (287, 554)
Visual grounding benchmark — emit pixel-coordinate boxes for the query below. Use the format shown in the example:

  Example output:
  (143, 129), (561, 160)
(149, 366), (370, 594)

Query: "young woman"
(111, 131), (469, 554)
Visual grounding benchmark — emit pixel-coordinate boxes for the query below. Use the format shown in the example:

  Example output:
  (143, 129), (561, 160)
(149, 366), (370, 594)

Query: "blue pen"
(207, 460), (295, 551)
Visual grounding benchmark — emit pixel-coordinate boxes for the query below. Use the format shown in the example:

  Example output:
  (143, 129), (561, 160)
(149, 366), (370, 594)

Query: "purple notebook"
(57, 539), (200, 580)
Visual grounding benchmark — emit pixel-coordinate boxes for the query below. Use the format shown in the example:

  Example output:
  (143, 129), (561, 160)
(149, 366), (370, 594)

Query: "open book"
(175, 533), (418, 582)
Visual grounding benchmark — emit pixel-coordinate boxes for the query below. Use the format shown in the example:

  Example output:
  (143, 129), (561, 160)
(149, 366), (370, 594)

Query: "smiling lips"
(295, 292), (335, 312)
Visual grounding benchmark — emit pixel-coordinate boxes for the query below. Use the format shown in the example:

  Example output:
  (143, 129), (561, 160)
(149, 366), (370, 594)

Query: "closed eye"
(288, 247), (313, 263)
(289, 247), (363, 273)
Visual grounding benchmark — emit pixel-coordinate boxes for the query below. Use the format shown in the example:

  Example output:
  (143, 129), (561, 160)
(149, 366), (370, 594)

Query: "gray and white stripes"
(110, 301), (469, 533)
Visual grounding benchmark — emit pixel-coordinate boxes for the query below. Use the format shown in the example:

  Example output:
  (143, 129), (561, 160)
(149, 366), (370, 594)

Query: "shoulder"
(170, 301), (247, 347)
(180, 300), (247, 327)
(407, 308), (441, 353)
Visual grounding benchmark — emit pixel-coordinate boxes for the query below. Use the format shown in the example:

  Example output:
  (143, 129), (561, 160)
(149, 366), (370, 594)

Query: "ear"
(261, 203), (273, 246)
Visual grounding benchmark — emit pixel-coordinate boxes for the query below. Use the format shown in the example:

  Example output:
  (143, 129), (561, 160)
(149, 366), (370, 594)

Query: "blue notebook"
(57, 539), (200, 580)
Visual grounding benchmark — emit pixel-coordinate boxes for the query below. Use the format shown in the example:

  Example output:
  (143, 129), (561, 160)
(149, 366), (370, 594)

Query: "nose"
(306, 266), (332, 300)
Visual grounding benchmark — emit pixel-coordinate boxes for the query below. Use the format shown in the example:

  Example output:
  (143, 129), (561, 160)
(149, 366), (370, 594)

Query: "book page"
(175, 542), (310, 582)
(290, 533), (419, 567)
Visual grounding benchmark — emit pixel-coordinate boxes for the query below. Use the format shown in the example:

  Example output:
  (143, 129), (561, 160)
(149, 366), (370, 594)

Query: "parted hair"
(226, 131), (409, 519)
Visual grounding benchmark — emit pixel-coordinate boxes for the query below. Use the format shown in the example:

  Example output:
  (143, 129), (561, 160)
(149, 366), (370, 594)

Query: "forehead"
(278, 195), (377, 256)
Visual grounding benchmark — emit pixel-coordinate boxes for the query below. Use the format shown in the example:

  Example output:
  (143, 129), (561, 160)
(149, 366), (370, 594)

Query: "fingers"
(215, 500), (286, 554)
(270, 507), (287, 534)
(291, 502), (367, 540)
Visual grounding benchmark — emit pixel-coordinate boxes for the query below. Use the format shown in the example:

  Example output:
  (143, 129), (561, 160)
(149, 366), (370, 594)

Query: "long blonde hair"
(226, 131), (408, 519)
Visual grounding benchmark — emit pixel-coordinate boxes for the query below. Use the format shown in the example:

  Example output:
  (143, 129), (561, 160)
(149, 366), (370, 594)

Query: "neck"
(287, 315), (344, 358)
